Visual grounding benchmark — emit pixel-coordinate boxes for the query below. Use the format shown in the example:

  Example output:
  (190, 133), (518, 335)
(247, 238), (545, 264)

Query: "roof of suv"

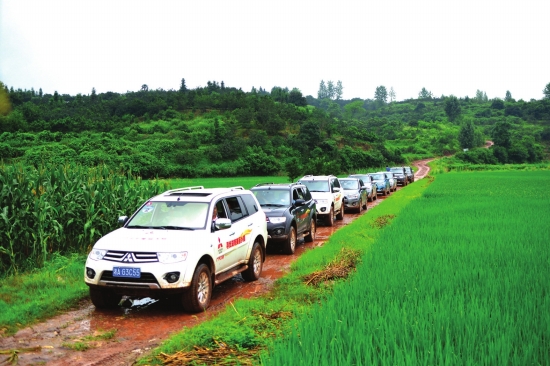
(299, 175), (337, 181)
(149, 186), (247, 202)
(251, 182), (304, 189)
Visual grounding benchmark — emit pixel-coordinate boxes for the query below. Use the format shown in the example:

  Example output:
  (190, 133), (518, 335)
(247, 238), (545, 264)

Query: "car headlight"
(88, 249), (107, 261)
(158, 252), (188, 264)
(347, 194), (359, 199)
(269, 217), (287, 224)
(315, 199), (329, 205)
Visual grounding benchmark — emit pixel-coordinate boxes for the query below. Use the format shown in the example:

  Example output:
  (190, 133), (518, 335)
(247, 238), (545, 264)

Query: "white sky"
(1, 0), (549, 101)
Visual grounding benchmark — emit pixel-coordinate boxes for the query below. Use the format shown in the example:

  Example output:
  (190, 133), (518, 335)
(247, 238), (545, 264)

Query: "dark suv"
(389, 167), (408, 186)
(250, 183), (316, 254)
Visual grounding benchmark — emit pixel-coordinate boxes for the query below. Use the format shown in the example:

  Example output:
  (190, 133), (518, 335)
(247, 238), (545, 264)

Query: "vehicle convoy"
(250, 182), (316, 254)
(84, 186), (268, 312)
(299, 175), (344, 226)
(369, 172), (391, 196)
(389, 166), (408, 186)
(348, 174), (377, 202)
(339, 177), (368, 213)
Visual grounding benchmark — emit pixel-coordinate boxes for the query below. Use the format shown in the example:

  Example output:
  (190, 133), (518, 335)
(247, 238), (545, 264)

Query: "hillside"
(1, 81), (549, 178)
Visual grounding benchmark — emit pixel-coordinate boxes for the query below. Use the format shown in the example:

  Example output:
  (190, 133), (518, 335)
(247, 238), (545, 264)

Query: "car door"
(216, 196), (252, 272)
(292, 187), (308, 234)
(331, 178), (343, 211)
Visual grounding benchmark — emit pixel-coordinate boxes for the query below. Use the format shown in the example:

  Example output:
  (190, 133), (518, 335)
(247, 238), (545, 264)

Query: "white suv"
(298, 175), (344, 226)
(84, 186), (267, 312)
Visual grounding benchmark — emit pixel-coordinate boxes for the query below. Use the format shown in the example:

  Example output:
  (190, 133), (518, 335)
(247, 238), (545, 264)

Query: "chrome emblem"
(121, 253), (135, 262)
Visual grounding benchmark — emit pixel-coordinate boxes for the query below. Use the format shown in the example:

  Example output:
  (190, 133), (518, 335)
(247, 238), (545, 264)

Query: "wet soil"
(0, 161), (432, 366)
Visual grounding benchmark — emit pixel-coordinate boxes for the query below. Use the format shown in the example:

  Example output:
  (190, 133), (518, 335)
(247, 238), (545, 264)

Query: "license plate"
(112, 267), (141, 278)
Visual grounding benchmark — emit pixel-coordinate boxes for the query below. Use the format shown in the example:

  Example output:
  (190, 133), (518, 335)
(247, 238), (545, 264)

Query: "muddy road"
(0, 162), (432, 366)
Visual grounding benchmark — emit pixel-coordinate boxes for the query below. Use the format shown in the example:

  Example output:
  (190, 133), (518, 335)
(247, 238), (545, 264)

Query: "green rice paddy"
(262, 171), (550, 365)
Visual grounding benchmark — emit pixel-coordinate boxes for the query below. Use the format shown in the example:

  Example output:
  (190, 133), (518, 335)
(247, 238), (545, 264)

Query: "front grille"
(104, 250), (158, 263)
(100, 271), (159, 285)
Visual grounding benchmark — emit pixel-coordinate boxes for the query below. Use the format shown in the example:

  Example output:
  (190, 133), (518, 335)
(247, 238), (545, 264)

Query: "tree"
(327, 81), (335, 100)
(285, 157), (302, 182)
(179, 78), (187, 92)
(389, 87), (396, 103)
(317, 80), (327, 99)
(505, 90), (512, 102)
(444, 96), (461, 122)
(335, 80), (343, 100)
(90, 87), (97, 102)
(374, 86), (387, 103)
(0, 81), (11, 116)
(543, 82), (550, 100)
(289, 88), (307, 106)
(492, 121), (512, 148)
(418, 87), (432, 100)
(141, 84), (149, 92)
(475, 89), (484, 103)
(458, 120), (475, 149)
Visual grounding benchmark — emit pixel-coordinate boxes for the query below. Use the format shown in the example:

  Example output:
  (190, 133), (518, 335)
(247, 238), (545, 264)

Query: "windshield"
(252, 189), (290, 206)
(390, 168), (403, 174)
(340, 180), (359, 190)
(300, 180), (329, 193)
(370, 173), (384, 180)
(127, 201), (208, 229)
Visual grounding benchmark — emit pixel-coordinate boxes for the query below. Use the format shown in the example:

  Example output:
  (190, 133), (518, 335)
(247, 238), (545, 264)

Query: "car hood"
(92, 227), (209, 252)
(261, 206), (289, 216)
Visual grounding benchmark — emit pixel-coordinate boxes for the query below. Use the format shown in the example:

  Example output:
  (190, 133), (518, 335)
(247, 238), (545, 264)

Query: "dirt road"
(0, 162), (432, 366)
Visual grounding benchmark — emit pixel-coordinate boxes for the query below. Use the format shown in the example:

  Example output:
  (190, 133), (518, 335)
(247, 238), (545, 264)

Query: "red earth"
(0, 160), (433, 366)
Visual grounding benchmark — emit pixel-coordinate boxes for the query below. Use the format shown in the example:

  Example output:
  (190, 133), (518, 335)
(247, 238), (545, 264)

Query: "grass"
(136, 171), (431, 365)
(0, 253), (88, 336)
(261, 170), (550, 365)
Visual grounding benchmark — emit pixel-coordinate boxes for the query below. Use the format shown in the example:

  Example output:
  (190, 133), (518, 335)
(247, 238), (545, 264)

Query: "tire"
(304, 218), (316, 242)
(242, 241), (263, 281)
(89, 287), (120, 309)
(357, 199), (363, 213)
(284, 226), (297, 254)
(325, 207), (334, 226)
(362, 198), (368, 210)
(182, 263), (212, 313)
(336, 203), (344, 220)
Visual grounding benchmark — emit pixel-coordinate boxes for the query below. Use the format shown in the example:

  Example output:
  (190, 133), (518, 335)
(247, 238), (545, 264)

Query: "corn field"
(262, 171), (550, 365)
(0, 163), (168, 276)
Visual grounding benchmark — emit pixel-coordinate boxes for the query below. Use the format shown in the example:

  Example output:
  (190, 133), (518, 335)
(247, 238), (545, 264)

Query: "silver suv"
(84, 186), (268, 312)
(298, 175), (344, 226)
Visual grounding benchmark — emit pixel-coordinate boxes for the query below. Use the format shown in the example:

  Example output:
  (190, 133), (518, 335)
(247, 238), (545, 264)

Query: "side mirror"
(294, 198), (306, 206)
(118, 216), (128, 225)
(333, 187), (340, 193)
(213, 218), (232, 231)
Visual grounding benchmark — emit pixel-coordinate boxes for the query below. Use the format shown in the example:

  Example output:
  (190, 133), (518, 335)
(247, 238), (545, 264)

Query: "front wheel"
(325, 207), (334, 226)
(90, 287), (121, 309)
(336, 204), (344, 220)
(284, 226), (297, 254)
(242, 241), (263, 281)
(182, 263), (212, 313)
(304, 218), (316, 242)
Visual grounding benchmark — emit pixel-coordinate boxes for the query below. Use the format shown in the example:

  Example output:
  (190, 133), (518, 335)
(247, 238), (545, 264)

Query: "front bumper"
(266, 224), (289, 241)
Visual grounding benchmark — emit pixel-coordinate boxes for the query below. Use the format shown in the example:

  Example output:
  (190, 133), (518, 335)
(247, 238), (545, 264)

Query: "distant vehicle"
(299, 175), (344, 227)
(339, 177), (368, 213)
(250, 182), (316, 254)
(369, 172), (391, 196)
(348, 174), (377, 202)
(384, 172), (398, 192)
(84, 186), (268, 312)
(404, 166), (415, 183)
(389, 167), (408, 186)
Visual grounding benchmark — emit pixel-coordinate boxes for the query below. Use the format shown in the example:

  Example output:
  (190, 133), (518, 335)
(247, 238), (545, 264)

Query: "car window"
(340, 180), (358, 189)
(293, 188), (304, 200)
(240, 193), (259, 215)
(129, 201), (208, 229)
(225, 196), (245, 222)
(302, 187), (312, 201)
(333, 178), (341, 189)
(301, 180), (329, 192)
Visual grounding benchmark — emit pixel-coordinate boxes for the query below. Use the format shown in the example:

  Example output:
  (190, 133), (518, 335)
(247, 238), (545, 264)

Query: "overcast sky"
(1, 0), (549, 102)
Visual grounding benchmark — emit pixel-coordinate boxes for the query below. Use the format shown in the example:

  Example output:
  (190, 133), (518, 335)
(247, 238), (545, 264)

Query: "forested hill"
(0, 80), (549, 179)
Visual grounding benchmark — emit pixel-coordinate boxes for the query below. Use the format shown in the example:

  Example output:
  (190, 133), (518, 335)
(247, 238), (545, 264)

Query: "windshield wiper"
(261, 203), (286, 207)
(158, 226), (195, 230)
(126, 225), (155, 229)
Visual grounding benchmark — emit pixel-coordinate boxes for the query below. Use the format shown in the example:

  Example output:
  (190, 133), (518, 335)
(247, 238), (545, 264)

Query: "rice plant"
(262, 171), (550, 365)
